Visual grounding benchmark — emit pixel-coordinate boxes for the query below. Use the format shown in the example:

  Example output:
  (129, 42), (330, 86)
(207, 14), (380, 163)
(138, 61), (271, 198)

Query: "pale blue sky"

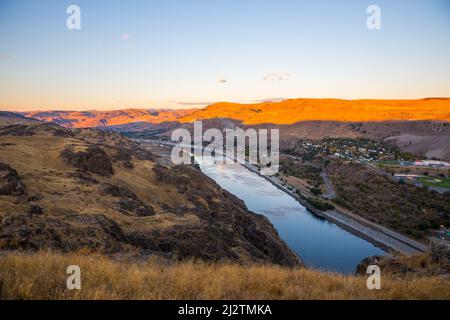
(0, 0), (449, 110)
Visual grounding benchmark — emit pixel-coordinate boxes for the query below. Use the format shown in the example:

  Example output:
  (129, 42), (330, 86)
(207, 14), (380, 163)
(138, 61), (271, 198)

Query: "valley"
(1, 0), (449, 303)
(1, 99), (449, 299)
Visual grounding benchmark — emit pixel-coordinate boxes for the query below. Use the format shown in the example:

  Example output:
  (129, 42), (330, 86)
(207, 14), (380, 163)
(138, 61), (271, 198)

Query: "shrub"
(307, 197), (335, 211)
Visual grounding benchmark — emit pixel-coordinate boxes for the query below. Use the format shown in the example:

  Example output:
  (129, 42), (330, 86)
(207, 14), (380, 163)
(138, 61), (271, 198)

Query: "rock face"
(0, 162), (25, 196)
(355, 256), (392, 276)
(356, 249), (450, 278)
(152, 164), (302, 266)
(99, 183), (155, 217)
(430, 240), (450, 264)
(60, 146), (114, 176)
(0, 213), (126, 252)
(27, 205), (43, 216)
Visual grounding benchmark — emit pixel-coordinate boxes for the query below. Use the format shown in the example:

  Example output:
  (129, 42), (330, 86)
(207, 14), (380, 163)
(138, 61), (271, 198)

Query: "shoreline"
(241, 162), (428, 255)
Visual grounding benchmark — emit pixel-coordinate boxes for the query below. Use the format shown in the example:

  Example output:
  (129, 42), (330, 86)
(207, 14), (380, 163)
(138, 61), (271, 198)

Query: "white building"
(414, 160), (450, 168)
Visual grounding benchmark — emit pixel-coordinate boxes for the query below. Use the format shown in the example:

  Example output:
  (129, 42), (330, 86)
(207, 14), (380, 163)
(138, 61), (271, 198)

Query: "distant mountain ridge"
(0, 111), (41, 126)
(22, 109), (197, 128)
(20, 98), (450, 128)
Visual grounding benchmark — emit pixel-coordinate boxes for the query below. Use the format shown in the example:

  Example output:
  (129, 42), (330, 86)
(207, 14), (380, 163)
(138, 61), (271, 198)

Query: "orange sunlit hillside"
(180, 98), (450, 125)
(22, 98), (450, 128)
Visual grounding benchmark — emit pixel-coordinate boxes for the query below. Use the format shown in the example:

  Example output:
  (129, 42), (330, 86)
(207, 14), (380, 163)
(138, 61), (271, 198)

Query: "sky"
(0, 0), (449, 111)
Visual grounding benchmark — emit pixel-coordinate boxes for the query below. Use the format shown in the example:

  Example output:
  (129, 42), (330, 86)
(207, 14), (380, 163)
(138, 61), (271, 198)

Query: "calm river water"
(197, 158), (385, 274)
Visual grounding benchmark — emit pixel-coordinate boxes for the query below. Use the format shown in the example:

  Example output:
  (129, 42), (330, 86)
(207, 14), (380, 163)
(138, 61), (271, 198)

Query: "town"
(283, 137), (415, 163)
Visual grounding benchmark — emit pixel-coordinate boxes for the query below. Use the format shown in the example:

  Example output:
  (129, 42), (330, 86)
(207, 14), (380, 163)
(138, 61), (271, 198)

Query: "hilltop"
(0, 111), (40, 126)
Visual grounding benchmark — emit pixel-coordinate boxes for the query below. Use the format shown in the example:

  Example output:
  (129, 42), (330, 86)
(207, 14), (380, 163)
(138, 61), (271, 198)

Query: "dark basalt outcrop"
(112, 148), (134, 169)
(27, 205), (43, 216)
(64, 171), (99, 184)
(0, 162), (26, 196)
(0, 213), (126, 252)
(60, 145), (114, 176)
(112, 143), (156, 162)
(356, 242), (450, 277)
(430, 240), (450, 264)
(0, 123), (75, 137)
(99, 183), (155, 217)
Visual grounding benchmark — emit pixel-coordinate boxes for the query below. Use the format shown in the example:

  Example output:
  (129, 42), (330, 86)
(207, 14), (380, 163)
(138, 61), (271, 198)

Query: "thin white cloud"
(122, 33), (131, 41)
(253, 97), (286, 103)
(174, 101), (215, 106)
(262, 72), (292, 81)
(0, 54), (12, 60)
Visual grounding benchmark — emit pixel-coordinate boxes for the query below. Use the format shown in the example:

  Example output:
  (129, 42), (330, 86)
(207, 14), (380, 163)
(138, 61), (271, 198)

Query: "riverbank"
(242, 162), (428, 255)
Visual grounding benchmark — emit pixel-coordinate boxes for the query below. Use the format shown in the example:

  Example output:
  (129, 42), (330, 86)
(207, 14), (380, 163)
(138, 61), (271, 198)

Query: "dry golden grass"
(0, 251), (449, 300)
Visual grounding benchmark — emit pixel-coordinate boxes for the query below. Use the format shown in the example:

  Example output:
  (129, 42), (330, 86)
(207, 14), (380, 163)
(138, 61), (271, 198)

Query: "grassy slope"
(0, 252), (449, 300)
(0, 134), (191, 234)
(418, 177), (450, 189)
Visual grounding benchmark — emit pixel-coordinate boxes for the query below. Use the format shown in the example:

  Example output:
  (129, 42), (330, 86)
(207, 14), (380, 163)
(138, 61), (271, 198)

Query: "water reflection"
(198, 158), (385, 274)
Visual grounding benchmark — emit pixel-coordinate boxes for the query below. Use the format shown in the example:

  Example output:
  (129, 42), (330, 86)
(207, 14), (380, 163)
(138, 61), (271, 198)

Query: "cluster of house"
(297, 138), (399, 162)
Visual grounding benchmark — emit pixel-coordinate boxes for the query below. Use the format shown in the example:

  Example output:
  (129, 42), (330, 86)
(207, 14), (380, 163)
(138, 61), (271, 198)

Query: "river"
(197, 158), (385, 274)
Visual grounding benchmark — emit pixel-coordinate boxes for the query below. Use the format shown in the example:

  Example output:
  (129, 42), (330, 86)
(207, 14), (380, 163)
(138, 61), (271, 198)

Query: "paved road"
(320, 171), (336, 199)
(282, 154), (336, 199)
